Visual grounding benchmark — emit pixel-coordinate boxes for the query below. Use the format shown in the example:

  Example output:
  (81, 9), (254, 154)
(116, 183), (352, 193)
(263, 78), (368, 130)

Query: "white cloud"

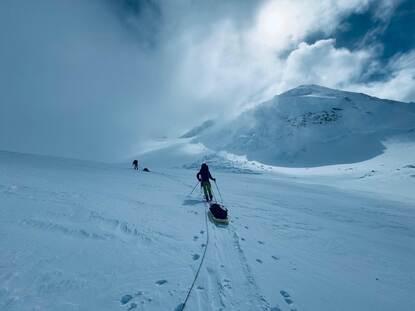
(172, 0), (380, 113)
(247, 0), (371, 55)
(278, 39), (372, 91)
(173, 0), (414, 114)
(348, 51), (415, 102)
(373, 0), (404, 21)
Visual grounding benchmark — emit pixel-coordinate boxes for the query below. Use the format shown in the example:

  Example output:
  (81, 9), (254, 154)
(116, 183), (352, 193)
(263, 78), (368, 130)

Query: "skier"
(196, 163), (216, 202)
(132, 159), (139, 170)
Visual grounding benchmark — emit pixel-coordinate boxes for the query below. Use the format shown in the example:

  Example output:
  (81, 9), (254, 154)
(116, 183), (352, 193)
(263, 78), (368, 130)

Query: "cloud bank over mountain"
(0, 0), (413, 160)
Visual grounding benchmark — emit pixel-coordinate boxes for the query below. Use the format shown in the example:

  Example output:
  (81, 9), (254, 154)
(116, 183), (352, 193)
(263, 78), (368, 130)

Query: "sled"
(208, 203), (229, 225)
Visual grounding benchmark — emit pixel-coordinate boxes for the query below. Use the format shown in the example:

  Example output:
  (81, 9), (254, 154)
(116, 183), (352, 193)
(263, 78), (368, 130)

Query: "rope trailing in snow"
(179, 198), (210, 311)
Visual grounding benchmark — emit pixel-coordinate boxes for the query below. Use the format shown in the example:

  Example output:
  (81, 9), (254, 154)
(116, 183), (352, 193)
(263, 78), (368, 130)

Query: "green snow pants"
(201, 181), (213, 201)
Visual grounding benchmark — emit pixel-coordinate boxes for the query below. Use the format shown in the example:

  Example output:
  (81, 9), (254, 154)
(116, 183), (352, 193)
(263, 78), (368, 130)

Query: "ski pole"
(214, 180), (224, 203)
(189, 181), (200, 196)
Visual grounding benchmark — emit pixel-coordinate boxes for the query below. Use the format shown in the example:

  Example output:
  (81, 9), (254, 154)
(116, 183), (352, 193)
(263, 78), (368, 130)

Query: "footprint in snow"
(223, 279), (232, 289)
(201, 243), (206, 248)
(193, 235), (199, 241)
(280, 290), (298, 310)
(128, 303), (137, 310)
(241, 237), (245, 241)
(155, 280), (168, 286)
(120, 295), (133, 305)
(258, 241), (265, 245)
(256, 259), (263, 264)
(272, 256), (279, 261)
(244, 226), (249, 229)
(200, 230), (204, 234)
(192, 254), (200, 260)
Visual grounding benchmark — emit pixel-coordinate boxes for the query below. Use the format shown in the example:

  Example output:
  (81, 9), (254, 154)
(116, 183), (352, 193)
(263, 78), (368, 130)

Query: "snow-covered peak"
(278, 85), (380, 103)
(144, 85), (414, 168)
(192, 85), (415, 167)
(280, 84), (340, 97)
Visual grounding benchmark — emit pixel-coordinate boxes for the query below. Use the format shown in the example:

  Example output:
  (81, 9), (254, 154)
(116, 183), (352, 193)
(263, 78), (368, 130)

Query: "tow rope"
(179, 194), (210, 311)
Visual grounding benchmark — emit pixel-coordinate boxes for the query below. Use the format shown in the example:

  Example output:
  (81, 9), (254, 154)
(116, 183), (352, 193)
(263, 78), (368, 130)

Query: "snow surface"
(2, 85), (415, 310)
(1, 147), (415, 310)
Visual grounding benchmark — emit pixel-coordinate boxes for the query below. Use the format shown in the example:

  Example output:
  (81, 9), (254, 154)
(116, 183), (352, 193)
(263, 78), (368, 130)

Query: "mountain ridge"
(189, 84), (415, 167)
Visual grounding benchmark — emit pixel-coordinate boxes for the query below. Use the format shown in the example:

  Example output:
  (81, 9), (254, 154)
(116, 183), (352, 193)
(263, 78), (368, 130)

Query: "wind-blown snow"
(180, 120), (215, 139)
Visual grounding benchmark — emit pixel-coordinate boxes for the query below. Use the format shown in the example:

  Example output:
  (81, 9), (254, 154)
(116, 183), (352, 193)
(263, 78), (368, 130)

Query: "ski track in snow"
(229, 228), (271, 310)
(185, 197), (271, 311)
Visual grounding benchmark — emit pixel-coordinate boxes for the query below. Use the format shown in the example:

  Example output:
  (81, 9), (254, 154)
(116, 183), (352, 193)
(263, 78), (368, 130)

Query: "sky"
(0, 0), (414, 161)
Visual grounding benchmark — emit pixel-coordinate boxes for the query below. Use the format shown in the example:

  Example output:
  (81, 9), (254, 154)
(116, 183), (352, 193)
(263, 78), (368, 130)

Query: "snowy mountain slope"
(1, 150), (415, 311)
(192, 85), (415, 167)
(180, 120), (215, 139)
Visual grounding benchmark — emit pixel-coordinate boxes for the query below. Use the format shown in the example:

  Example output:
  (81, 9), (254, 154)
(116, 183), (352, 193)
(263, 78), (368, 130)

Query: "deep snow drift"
(1, 147), (414, 311)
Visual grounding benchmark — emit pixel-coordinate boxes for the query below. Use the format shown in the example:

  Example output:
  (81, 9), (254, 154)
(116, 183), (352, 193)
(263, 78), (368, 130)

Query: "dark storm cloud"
(108, 0), (163, 49)
(0, 0), (158, 160)
(0, 0), (264, 161)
